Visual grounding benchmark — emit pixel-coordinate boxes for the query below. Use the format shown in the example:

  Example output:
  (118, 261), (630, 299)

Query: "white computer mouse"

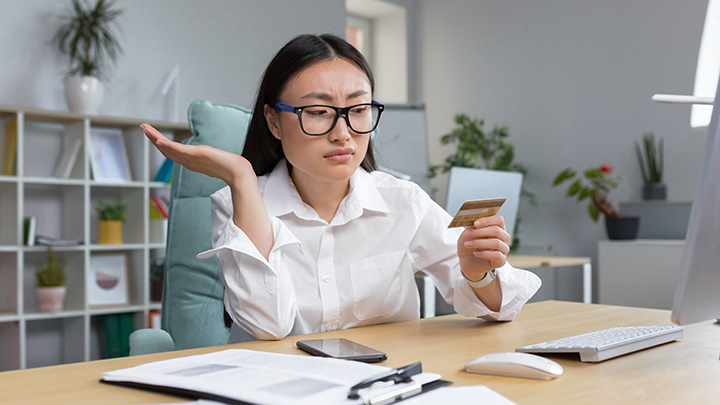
(464, 352), (564, 380)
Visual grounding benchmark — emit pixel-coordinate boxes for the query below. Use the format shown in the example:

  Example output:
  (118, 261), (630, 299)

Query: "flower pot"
(642, 182), (667, 200)
(605, 216), (640, 240)
(36, 286), (67, 313)
(98, 220), (123, 244)
(64, 75), (104, 114)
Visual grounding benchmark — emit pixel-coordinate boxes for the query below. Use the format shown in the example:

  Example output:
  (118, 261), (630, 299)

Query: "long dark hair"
(241, 33), (377, 176)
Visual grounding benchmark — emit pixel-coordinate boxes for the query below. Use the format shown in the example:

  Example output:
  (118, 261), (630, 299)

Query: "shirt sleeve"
(408, 189), (541, 321)
(196, 187), (304, 340)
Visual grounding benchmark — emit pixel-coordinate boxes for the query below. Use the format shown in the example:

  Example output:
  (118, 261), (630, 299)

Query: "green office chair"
(129, 100), (252, 355)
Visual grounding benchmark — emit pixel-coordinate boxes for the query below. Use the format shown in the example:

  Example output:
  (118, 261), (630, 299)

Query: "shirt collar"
(262, 160), (391, 222)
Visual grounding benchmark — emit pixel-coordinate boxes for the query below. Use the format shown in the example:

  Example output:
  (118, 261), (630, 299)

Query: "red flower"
(600, 164), (612, 173)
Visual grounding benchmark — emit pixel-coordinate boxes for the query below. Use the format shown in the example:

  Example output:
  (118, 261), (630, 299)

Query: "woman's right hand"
(140, 123), (253, 185)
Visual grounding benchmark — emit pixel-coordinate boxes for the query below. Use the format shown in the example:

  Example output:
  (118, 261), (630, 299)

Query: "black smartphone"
(296, 338), (388, 363)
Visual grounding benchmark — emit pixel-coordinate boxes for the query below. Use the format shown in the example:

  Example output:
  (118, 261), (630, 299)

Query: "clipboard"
(100, 349), (452, 405)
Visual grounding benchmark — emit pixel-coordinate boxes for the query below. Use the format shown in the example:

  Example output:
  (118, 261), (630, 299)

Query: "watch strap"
(462, 269), (497, 288)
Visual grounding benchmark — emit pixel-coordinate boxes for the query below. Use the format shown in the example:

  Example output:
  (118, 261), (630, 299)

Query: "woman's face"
(265, 58), (372, 188)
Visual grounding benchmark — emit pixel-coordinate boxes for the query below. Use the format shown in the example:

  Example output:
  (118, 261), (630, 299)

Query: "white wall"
(0, 0), (345, 122)
(417, 0), (708, 301)
(373, 6), (408, 103)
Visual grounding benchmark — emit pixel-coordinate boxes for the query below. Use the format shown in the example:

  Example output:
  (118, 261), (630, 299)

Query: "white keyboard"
(516, 325), (685, 362)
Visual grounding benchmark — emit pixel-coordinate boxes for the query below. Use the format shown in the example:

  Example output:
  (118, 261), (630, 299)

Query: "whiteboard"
(372, 104), (432, 195)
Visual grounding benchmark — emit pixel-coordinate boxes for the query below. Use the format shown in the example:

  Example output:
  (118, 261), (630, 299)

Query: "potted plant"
(95, 199), (127, 244)
(428, 113), (536, 250)
(36, 248), (67, 313)
(553, 164), (639, 240)
(53, 0), (123, 114)
(635, 132), (665, 200)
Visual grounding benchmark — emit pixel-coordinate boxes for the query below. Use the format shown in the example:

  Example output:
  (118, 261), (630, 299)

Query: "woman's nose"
(327, 115), (352, 143)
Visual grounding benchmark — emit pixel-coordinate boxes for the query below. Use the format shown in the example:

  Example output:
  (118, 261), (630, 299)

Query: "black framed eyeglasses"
(273, 100), (384, 136)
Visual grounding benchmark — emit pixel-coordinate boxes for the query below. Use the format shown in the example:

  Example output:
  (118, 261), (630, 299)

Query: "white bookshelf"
(0, 104), (191, 370)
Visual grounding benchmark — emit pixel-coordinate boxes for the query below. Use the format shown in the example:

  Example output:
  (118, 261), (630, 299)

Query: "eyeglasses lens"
(301, 104), (380, 135)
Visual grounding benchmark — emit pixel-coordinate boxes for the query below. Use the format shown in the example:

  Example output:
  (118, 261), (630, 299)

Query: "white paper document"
(401, 385), (518, 404)
(103, 349), (399, 405)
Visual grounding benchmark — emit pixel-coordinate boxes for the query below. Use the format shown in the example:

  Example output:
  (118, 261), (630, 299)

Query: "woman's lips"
(324, 148), (354, 162)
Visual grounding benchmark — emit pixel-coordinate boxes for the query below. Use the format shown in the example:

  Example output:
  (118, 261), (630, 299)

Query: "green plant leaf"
(577, 187), (593, 201)
(553, 168), (576, 185)
(566, 179), (582, 197)
(54, 0), (123, 79)
(584, 168), (602, 178)
(95, 200), (128, 221)
(588, 204), (600, 222)
(36, 248), (66, 287)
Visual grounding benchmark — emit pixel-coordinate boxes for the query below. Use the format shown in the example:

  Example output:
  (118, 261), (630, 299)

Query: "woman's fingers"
(141, 123), (202, 165)
(472, 215), (506, 231)
(463, 234), (509, 252)
(463, 226), (511, 244)
(140, 124), (169, 145)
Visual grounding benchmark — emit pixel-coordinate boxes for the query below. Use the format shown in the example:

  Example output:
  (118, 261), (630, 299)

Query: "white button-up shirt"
(198, 161), (541, 340)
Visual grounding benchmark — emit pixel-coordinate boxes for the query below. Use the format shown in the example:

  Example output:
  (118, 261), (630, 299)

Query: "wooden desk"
(2, 301), (719, 404)
(508, 254), (593, 303)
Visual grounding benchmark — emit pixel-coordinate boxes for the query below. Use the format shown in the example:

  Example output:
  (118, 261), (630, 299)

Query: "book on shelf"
(23, 216), (37, 247)
(103, 314), (122, 358)
(102, 313), (134, 359)
(35, 235), (83, 246)
(153, 158), (173, 183)
(149, 197), (168, 219)
(53, 136), (83, 179)
(118, 313), (134, 357)
(1, 119), (17, 176)
(149, 310), (161, 329)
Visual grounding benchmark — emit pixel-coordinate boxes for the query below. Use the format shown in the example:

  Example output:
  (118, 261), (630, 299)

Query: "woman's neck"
(289, 168), (351, 223)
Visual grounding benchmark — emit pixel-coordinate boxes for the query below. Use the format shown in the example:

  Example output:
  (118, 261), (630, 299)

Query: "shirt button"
(327, 324), (336, 331)
(322, 275), (331, 283)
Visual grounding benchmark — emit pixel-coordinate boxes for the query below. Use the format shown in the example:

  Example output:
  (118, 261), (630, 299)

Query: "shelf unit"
(0, 104), (191, 370)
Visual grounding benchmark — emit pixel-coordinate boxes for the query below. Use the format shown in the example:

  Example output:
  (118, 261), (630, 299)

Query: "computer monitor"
(445, 166), (523, 245)
(670, 77), (720, 325)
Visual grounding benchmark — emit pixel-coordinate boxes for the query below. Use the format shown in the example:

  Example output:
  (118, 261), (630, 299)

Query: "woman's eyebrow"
(300, 90), (369, 101)
(346, 90), (369, 99)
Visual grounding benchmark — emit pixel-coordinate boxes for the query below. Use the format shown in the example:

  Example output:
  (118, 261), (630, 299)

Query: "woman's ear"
(264, 104), (281, 139)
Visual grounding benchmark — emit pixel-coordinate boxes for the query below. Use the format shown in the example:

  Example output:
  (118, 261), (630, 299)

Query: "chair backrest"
(445, 166), (523, 244)
(162, 100), (252, 350)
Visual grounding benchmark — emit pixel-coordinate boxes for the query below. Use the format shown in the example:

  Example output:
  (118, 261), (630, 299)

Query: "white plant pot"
(36, 286), (67, 313)
(64, 75), (104, 114)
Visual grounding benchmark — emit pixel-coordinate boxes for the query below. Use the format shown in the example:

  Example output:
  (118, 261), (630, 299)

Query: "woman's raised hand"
(141, 124), (253, 186)
(457, 215), (511, 279)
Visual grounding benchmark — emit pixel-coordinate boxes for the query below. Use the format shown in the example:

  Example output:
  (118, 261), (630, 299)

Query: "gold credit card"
(448, 198), (507, 228)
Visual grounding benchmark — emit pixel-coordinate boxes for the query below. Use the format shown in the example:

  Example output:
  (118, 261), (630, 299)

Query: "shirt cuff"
(454, 263), (542, 321)
(196, 216), (303, 264)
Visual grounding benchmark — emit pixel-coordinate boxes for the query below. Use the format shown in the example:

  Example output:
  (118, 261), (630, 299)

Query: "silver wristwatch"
(462, 269), (497, 288)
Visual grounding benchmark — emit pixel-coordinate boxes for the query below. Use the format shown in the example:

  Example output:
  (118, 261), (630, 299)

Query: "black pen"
(347, 362), (422, 399)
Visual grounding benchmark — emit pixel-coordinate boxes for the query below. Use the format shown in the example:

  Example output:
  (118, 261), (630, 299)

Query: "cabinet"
(598, 240), (684, 310)
(0, 104), (191, 370)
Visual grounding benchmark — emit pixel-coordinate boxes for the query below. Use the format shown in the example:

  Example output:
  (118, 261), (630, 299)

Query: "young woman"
(141, 34), (541, 342)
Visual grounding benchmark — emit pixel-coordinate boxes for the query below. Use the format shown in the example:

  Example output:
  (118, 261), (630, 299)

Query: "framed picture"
(89, 127), (132, 182)
(88, 253), (129, 308)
